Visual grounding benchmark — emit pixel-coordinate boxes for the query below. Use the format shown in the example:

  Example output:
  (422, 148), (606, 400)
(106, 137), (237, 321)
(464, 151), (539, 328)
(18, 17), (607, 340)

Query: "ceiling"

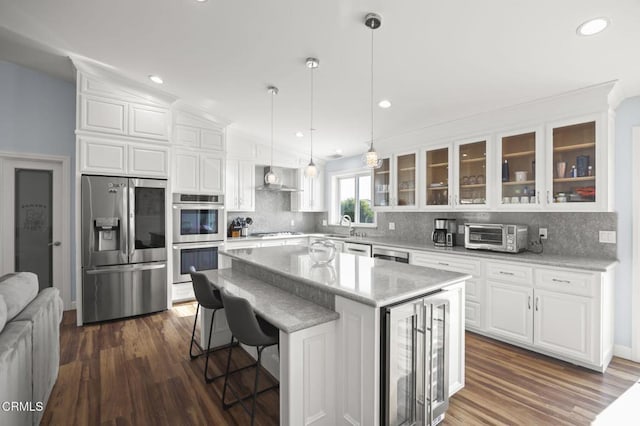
(1, 0), (639, 159)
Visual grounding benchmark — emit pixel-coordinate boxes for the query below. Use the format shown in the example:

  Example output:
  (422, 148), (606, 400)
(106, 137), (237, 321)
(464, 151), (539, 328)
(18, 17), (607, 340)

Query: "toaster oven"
(464, 223), (528, 253)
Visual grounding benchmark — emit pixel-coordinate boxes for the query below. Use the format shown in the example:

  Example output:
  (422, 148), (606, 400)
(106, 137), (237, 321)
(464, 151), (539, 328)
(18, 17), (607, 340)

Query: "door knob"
(48, 241), (61, 247)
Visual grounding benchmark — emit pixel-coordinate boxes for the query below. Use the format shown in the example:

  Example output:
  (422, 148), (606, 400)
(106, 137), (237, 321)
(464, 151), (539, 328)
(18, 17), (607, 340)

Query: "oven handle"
(173, 203), (224, 210)
(173, 242), (224, 250)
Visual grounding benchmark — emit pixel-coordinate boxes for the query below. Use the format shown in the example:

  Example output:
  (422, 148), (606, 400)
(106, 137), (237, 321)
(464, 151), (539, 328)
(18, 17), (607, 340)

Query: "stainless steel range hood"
(256, 166), (301, 192)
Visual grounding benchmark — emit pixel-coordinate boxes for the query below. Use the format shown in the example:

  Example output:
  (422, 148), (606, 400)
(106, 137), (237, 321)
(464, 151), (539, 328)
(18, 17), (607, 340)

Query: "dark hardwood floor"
(42, 304), (640, 425)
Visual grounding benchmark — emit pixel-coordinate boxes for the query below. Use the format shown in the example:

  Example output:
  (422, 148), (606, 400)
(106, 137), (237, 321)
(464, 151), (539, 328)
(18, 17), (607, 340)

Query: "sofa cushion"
(0, 272), (39, 321)
(0, 295), (6, 333)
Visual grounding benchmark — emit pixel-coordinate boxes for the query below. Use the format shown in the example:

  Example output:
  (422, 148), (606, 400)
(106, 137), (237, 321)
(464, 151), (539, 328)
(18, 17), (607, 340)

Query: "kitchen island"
(201, 245), (470, 426)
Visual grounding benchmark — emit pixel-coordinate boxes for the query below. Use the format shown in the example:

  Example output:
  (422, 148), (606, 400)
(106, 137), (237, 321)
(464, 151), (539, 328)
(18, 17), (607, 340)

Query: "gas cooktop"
(249, 232), (304, 238)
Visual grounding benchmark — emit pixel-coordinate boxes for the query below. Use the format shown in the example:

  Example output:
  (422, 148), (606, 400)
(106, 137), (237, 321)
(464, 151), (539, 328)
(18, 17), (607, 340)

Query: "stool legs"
(189, 303), (201, 360)
(203, 309), (216, 382)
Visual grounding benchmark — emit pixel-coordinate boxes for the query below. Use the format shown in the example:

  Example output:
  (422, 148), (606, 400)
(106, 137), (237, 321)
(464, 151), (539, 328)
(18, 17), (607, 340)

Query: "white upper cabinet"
(173, 149), (224, 194)
(372, 151), (418, 210)
(80, 95), (128, 135)
(453, 137), (491, 209)
(79, 136), (168, 178)
(291, 168), (326, 212)
(423, 144), (453, 209)
(496, 127), (544, 209)
(128, 103), (170, 140)
(174, 125), (199, 148)
(174, 124), (225, 151)
(226, 159), (255, 211)
(201, 129), (225, 151)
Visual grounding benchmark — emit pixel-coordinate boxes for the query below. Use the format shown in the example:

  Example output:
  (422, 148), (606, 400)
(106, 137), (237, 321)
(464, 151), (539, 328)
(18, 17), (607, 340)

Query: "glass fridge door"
(129, 178), (167, 263)
(424, 299), (449, 425)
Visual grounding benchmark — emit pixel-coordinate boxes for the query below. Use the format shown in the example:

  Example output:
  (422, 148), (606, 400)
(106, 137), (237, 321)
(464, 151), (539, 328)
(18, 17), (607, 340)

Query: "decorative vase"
(308, 239), (337, 264)
(556, 161), (567, 178)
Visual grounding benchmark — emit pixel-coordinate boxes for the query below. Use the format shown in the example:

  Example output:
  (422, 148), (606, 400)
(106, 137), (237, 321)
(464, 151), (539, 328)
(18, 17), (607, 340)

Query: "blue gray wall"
(0, 60), (76, 300)
(613, 96), (640, 348)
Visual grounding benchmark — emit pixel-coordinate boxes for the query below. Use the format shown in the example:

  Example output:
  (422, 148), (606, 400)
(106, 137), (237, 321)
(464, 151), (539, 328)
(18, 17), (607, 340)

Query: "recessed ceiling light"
(195, 0), (208, 3)
(577, 17), (609, 36)
(295, 131), (304, 138)
(148, 75), (163, 84)
(378, 99), (392, 109)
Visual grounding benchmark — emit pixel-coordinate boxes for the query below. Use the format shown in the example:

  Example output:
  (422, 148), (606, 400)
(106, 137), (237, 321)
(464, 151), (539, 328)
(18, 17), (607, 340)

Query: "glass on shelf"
(552, 121), (596, 203)
(373, 157), (390, 207)
(458, 140), (486, 205)
(500, 131), (536, 204)
(396, 153), (416, 207)
(426, 147), (449, 206)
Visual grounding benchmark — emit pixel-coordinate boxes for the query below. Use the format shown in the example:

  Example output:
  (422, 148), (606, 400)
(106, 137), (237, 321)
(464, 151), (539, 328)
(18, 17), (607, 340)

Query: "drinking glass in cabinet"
(373, 158), (390, 207)
(396, 153), (416, 207)
(552, 121), (596, 203)
(425, 147), (449, 206)
(500, 131), (536, 205)
(458, 141), (486, 204)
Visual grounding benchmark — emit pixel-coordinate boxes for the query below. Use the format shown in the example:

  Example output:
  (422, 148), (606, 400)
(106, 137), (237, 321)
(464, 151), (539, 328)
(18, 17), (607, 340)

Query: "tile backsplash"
(316, 211), (617, 259)
(228, 190), (320, 234)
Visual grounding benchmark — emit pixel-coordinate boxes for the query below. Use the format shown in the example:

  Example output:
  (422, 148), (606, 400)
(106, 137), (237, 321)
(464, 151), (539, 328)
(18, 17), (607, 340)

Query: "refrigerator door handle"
(422, 302), (429, 425)
(85, 263), (166, 274)
(128, 183), (136, 259)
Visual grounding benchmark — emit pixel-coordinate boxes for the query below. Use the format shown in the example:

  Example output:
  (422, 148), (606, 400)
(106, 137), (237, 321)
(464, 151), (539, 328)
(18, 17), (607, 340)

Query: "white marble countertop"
(225, 233), (617, 272)
(202, 268), (339, 333)
(220, 245), (471, 307)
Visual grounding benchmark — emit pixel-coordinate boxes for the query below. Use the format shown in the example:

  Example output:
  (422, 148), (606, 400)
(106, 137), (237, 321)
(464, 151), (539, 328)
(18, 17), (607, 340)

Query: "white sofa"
(0, 273), (63, 426)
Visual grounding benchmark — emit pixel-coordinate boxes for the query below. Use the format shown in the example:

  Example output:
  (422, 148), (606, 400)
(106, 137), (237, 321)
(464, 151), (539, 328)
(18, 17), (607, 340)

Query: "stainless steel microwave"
(464, 223), (528, 253)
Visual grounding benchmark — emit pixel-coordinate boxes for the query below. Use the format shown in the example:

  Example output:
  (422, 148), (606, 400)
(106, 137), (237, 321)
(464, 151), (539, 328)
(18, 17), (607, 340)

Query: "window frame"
(330, 168), (377, 227)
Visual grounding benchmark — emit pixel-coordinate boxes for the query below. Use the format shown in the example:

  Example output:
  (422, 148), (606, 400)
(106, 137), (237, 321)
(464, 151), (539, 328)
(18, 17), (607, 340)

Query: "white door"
(486, 281), (533, 344)
(1, 157), (68, 305)
(533, 289), (593, 362)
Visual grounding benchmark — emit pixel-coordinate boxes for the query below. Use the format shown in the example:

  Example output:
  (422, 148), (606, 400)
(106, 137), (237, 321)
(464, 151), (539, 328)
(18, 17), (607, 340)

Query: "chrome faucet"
(341, 215), (354, 236)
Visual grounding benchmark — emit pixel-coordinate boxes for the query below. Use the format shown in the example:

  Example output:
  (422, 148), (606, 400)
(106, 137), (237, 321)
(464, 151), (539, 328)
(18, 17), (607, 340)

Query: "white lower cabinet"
(441, 282), (465, 395)
(486, 280), (533, 345)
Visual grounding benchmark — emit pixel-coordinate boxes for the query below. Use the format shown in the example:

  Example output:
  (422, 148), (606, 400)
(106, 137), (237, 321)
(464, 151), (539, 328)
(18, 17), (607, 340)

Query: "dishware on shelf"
(503, 197), (510, 204)
(556, 192), (567, 203)
(308, 239), (337, 264)
(515, 171), (528, 182)
(576, 155), (590, 177)
(476, 174), (485, 184)
(462, 176), (469, 185)
(556, 161), (567, 178)
(511, 196), (520, 204)
(530, 195), (537, 203)
(469, 176), (477, 185)
(502, 160), (509, 182)
(520, 196), (529, 204)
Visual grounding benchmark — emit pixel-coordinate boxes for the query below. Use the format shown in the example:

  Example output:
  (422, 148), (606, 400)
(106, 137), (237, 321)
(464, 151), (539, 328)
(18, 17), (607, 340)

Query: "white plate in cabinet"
(486, 262), (533, 286)
(535, 268), (595, 297)
(80, 95), (127, 135)
(128, 103), (169, 140)
(128, 144), (169, 177)
(80, 137), (127, 174)
(533, 289), (594, 362)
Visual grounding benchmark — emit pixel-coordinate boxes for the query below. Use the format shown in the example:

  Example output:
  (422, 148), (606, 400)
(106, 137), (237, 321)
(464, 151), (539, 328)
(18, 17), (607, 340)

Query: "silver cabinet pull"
(438, 262), (449, 266)
(552, 278), (571, 284)
(48, 241), (61, 247)
(535, 297), (539, 311)
(499, 271), (514, 276)
(546, 190), (550, 204)
(537, 191), (541, 204)
(528, 296), (531, 309)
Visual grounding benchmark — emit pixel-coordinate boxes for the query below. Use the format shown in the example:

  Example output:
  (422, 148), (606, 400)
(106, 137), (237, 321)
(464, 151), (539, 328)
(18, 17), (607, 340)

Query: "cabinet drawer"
(535, 268), (596, 297)
(411, 252), (481, 277)
(486, 261), (533, 286)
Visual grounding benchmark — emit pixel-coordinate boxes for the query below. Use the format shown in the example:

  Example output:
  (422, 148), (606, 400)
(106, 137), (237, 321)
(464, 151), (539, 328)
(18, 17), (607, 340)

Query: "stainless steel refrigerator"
(81, 175), (167, 323)
(382, 293), (449, 426)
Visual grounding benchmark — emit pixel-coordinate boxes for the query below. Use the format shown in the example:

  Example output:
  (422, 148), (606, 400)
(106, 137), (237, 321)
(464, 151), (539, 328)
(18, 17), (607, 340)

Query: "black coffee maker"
(432, 218), (456, 247)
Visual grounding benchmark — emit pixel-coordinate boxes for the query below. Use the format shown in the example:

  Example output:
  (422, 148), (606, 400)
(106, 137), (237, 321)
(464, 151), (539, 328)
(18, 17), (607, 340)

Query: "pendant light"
(362, 12), (383, 169)
(304, 57), (319, 178)
(264, 86), (279, 184)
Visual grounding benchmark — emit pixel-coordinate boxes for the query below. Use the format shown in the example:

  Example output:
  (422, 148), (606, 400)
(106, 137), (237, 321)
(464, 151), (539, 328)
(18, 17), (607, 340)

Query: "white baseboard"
(64, 300), (76, 311)
(614, 344), (633, 360)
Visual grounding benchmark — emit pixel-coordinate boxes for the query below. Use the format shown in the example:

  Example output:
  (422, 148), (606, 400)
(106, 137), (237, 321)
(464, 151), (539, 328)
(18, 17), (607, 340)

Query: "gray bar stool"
(220, 288), (279, 426)
(188, 267), (235, 383)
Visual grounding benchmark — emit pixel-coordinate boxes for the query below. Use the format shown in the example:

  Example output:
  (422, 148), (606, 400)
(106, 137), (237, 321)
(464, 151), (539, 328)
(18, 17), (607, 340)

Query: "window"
(334, 172), (375, 225)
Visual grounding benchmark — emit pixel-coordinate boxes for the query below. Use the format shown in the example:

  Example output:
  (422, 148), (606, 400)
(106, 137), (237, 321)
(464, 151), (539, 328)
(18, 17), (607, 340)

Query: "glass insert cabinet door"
(425, 147), (450, 206)
(457, 140), (487, 206)
(551, 121), (596, 203)
(373, 157), (391, 207)
(395, 153), (417, 207)
(500, 131), (537, 206)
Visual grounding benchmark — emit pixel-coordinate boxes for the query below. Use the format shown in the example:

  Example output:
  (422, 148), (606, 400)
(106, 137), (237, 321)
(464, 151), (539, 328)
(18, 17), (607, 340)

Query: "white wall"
(0, 60), (76, 299)
(613, 96), (640, 348)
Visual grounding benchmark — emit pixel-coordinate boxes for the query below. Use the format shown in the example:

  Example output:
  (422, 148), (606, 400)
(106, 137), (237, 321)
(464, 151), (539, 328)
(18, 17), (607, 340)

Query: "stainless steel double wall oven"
(81, 175), (168, 323)
(172, 193), (224, 284)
